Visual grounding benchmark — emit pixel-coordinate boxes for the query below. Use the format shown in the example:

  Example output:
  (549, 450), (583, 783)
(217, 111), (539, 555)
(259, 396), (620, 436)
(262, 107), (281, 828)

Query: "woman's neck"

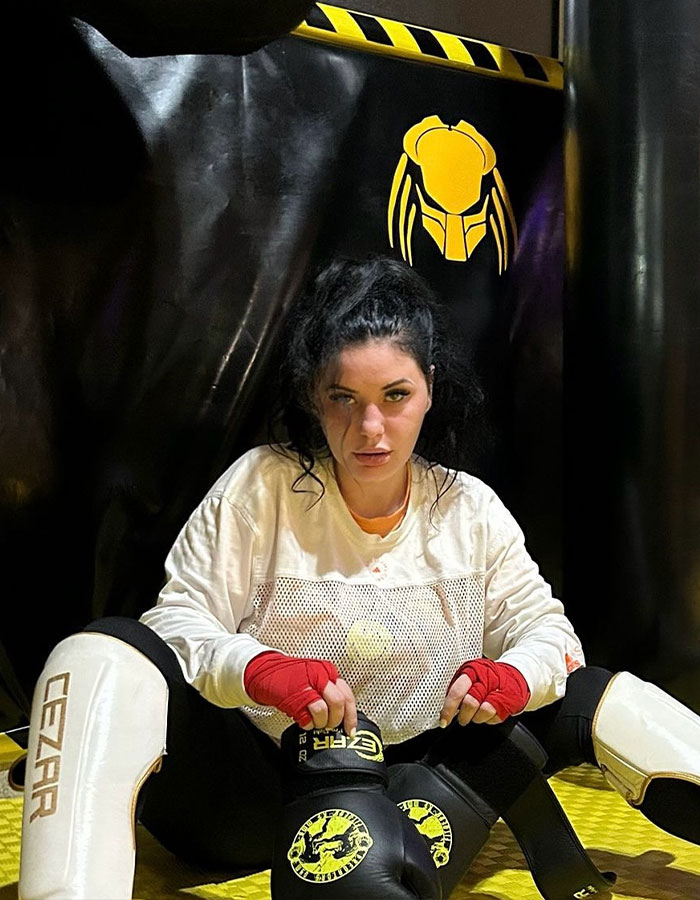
(335, 462), (410, 519)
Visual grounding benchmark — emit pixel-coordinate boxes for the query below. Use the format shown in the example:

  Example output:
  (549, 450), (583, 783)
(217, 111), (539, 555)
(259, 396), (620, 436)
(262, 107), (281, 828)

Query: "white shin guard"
(19, 632), (168, 900)
(592, 670), (700, 843)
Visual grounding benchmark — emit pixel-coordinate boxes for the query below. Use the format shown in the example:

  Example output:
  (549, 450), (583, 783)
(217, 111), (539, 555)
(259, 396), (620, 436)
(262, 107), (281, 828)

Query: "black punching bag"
(563, 0), (700, 705)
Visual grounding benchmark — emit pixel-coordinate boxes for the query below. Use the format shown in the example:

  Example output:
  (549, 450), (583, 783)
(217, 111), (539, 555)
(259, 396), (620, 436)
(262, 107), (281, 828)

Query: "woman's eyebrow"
(326, 377), (414, 391)
(382, 378), (413, 389)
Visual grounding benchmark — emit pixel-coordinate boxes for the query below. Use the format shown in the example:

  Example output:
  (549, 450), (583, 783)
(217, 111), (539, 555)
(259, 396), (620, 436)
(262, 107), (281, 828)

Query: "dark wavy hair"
(271, 256), (488, 507)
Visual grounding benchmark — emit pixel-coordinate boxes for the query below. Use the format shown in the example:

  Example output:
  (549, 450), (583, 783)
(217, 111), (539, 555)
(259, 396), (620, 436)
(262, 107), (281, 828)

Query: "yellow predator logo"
(388, 115), (517, 272)
(288, 809), (374, 883)
(398, 798), (453, 868)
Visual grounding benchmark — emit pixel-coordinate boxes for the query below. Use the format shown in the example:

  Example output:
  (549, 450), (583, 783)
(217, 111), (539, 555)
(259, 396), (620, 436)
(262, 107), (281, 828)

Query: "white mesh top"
(140, 445), (585, 744)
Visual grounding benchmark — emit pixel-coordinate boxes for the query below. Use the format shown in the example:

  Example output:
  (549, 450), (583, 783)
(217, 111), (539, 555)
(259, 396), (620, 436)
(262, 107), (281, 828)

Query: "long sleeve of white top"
(481, 491), (584, 710)
(140, 494), (276, 708)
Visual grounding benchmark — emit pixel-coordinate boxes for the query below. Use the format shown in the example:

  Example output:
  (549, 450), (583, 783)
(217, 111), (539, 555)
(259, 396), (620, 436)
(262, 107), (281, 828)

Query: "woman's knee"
(562, 665), (614, 717)
(84, 616), (186, 685)
(520, 666), (615, 774)
(19, 630), (169, 900)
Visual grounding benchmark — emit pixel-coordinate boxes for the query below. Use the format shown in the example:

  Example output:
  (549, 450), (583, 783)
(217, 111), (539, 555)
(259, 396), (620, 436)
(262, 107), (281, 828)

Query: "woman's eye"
(329, 393), (354, 405)
(385, 390), (410, 402)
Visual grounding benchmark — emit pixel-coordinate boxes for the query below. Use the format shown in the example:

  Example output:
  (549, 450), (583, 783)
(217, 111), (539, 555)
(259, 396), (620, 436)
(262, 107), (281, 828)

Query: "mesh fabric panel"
(241, 575), (485, 743)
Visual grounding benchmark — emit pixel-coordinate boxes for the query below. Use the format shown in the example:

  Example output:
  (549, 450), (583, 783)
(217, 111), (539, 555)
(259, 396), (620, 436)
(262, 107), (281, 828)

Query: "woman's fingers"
(441, 674), (502, 727)
(472, 701), (501, 724)
(320, 680), (346, 730)
(304, 678), (358, 733)
(440, 673), (473, 727)
(335, 678), (358, 735)
(456, 693), (481, 726)
(304, 695), (329, 730)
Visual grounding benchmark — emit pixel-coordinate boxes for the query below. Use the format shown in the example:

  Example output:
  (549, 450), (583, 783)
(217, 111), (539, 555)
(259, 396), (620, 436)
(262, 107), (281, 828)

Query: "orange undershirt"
(347, 465), (411, 536)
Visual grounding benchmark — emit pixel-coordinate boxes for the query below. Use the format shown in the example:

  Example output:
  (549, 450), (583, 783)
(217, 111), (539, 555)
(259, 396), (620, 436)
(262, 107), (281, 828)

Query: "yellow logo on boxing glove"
(398, 798), (453, 868)
(287, 809), (374, 883)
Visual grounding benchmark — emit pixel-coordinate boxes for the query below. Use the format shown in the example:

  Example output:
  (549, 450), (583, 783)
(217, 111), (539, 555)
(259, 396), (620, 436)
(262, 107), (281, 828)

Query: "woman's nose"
(359, 403), (384, 438)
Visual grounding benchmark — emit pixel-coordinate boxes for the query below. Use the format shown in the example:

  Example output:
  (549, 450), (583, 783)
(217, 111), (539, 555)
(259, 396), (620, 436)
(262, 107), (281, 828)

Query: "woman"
(19, 257), (700, 900)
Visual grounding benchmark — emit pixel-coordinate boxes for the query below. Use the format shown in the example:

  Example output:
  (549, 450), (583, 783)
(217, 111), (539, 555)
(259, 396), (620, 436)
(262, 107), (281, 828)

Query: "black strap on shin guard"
(426, 721), (615, 900)
(504, 725), (616, 899)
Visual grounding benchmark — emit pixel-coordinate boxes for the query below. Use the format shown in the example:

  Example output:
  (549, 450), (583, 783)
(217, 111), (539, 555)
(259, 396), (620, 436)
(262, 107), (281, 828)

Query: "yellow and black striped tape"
(292, 3), (562, 90)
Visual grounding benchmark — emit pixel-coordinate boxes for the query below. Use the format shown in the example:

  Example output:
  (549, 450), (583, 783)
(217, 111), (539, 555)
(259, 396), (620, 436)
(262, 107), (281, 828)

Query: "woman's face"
(315, 338), (432, 509)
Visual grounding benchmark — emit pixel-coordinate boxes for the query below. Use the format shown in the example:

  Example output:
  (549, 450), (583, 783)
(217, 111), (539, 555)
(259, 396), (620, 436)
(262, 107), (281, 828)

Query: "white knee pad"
(592, 670), (700, 805)
(19, 632), (168, 900)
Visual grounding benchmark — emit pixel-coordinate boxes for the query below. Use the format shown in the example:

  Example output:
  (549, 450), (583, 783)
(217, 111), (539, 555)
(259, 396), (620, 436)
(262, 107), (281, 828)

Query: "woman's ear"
(425, 365), (435, 411)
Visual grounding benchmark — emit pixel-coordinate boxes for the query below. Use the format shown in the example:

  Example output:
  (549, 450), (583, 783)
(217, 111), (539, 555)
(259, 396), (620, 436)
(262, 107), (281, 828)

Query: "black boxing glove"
(388, 761), (494, 898)
(271, 712), (441, 900)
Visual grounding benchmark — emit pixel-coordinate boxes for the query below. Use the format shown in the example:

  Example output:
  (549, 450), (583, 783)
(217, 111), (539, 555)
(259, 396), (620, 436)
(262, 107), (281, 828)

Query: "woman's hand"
(439, 658), (530, 728)
(306, 676), (357, 733)
(244, 650), (358, 735)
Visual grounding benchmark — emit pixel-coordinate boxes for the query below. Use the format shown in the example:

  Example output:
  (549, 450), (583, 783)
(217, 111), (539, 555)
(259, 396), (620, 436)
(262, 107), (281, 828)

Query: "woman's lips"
(353, 450), (392, 466)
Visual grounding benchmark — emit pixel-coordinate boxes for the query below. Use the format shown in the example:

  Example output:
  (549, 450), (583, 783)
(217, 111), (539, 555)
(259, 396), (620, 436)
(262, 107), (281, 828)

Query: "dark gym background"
(2, 0), (699, 733)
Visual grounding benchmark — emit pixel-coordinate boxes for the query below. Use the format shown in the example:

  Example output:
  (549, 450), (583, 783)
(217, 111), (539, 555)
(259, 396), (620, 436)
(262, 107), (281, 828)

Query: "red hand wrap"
(244, 651), (339, 728)
(450, 658), (531, 721)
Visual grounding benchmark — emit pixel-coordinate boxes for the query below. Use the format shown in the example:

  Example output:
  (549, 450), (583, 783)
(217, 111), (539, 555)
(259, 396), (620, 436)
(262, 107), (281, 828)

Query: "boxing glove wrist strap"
(281, 711), (388, 796)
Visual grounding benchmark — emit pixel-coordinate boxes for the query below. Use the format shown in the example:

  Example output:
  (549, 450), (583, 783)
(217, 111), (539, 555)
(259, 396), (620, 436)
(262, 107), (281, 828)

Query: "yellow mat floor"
(2, 738), (700, 900)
